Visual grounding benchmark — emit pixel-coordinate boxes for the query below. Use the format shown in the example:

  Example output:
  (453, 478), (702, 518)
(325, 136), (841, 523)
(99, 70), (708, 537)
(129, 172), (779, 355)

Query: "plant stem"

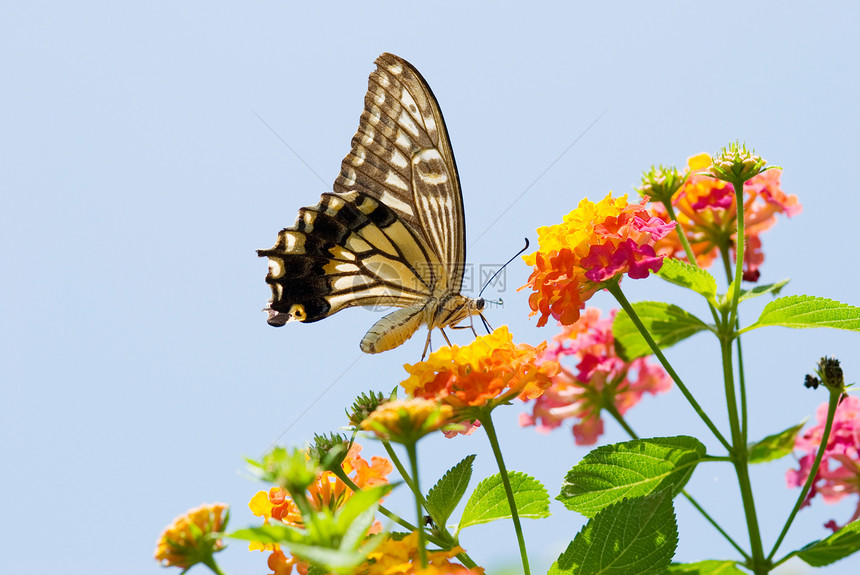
(719, 335), (766, 573)
(607, 281), (731, 451)
(720, 245), (749, 446)
(768, 389), (841, 562)
(662, 200), (722, 327)
(332, 467), (477, 567)
(682, 490), (751, 561)
(405, 443), (428, 568)
(202, 558), (227, 575)
(382, 442), (427, 508)
(479, 411), (530, 575)
(728, 178), (746, 330)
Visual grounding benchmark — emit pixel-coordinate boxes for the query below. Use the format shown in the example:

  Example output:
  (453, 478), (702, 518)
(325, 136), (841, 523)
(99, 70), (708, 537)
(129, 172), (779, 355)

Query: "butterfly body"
(258, 53), (482, 354)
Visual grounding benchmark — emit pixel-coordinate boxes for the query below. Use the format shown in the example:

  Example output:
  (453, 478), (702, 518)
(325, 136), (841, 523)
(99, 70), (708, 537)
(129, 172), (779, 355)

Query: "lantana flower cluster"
(647, 154), (800, 282)
(520, 308), (670, 445)
(154, 503), (229, 570)
(356, 532), (484, 575)
(522, 193), (675, 327)
(249, 444), (392, 574)
(401, 326), (559, 414)
(787, 395), (860, 532)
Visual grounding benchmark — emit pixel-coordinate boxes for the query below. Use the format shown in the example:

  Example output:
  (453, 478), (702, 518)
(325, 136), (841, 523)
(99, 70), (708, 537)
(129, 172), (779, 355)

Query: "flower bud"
(636, 164), (684, 203)
(347, 390), (389, 428)
(309, 432), (351, 472)
(708, 142), (768, 183)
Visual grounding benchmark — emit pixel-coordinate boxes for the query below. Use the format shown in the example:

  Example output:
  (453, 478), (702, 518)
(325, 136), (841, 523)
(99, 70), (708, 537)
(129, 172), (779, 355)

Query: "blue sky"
(3, 2), (860, 573)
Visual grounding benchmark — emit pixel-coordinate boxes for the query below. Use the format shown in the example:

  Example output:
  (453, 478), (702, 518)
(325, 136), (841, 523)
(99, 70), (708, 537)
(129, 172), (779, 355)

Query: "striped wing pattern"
(257, 53), (478, 353)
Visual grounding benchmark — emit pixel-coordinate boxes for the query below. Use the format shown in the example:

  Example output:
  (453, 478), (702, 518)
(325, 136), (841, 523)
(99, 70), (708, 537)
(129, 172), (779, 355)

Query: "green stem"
(404, 443), (428, 568)
(720, 246), (750, 447)
(662, 200), (722, 327)
(719, 335), (766, 573)
(662, 201), (699, 265)
(682, 490), (751, 561)
(768, 389), (841, 562)
(606, 281), (731, 451)
(604, 400), (745, 557)
(479, 410), (530, 575)
(202, 557), (227, 575)
(728, 178), (746, 331)
(382, 442), (427, 508)
(332, 467), (477, 567)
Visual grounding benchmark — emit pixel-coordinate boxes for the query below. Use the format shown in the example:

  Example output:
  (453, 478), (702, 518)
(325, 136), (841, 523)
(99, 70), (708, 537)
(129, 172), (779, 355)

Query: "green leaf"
(613, 302), (710, 361)
(558, 436), (706, 518)
(230, 524), (305, 545)
(667, 560), (747, 574)
(744, 295), (860, 333)
(335, 484), (391, 534)
(736, 278), (790, 303)
(797, 519), (860, 566)
(549, 489), (678, 574)
(748, 422), (804, 464)
(657, 258), (717, 300)
(457, 471), (550, 532)
(425, 454), (476, 526)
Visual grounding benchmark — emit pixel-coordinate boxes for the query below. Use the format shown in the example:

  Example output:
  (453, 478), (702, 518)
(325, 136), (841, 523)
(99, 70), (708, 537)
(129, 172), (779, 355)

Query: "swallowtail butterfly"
(257, 53), (484, 355)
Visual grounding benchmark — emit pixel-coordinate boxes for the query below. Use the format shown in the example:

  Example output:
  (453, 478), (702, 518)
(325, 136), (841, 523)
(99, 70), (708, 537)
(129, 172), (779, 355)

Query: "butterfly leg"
(440, 328), (453, 347)
(479, 313), (494, 334)
(421, 330), (433, 361)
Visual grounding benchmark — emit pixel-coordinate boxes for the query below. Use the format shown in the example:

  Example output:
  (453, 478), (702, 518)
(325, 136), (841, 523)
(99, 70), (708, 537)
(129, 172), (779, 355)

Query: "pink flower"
(786, 396), (860, 531)
(519, 308), (671, 445)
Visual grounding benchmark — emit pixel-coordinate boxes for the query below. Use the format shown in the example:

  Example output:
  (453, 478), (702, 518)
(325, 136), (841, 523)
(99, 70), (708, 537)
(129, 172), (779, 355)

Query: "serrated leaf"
(748, 422), (804, 464)
(457, 471), (549, 532)
(667, 560), (747, 574)
(558, 436), (706, 518)
(743, 295), (860, 333)
(737, 278), (790, 303)
(425, 454), (475, 526)
(549, 489), (678, 574)
(657, 258), (717, 300)
(613, 302), (710, 361)
(797, 519), (860, 566)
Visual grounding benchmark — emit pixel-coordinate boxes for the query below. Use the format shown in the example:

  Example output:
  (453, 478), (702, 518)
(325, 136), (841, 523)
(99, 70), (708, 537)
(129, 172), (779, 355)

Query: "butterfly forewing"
(258, 53), (477, 353)
(334, 53), (466, 290)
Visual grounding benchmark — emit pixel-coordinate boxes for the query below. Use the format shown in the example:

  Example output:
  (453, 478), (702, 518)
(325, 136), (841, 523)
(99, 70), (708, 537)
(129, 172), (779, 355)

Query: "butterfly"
(257, 53), (485, 356)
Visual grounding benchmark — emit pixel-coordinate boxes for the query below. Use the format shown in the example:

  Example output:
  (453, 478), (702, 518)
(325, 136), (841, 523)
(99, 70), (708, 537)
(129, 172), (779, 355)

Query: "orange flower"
(401, 326), (559, 413)
(154, 503), (228, 569)
(249, 443), (392, 573)
(522, 193), (675, 327)
(649, 154), (800, 281)
(355, 532), (484, 575)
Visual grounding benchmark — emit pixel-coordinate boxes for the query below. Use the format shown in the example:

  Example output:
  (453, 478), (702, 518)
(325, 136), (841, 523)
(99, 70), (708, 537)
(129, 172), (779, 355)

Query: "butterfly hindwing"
(258, 191), (440, 325)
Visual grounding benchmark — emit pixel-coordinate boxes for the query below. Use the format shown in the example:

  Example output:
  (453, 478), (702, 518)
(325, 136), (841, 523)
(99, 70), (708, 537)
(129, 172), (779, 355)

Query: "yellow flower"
(362, 398), (454, 444)
(356, 532), (484, 574)
(154, 503), (228, 569)
(522, 193), (674, 327)
(401, 326), (558, 412)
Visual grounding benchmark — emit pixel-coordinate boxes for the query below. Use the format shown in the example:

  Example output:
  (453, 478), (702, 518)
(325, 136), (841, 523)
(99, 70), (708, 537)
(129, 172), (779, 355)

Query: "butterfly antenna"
(477, 238), (530, 298)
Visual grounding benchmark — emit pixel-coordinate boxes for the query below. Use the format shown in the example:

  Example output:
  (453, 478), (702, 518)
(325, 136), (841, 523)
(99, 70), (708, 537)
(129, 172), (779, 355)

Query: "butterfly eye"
(476, 298), (485, 311)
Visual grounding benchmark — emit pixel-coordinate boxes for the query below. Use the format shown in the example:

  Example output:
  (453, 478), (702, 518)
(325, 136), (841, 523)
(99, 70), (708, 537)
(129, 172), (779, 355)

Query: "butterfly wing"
(336, 53), (466, 290)
(258, 53), (468, 349)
